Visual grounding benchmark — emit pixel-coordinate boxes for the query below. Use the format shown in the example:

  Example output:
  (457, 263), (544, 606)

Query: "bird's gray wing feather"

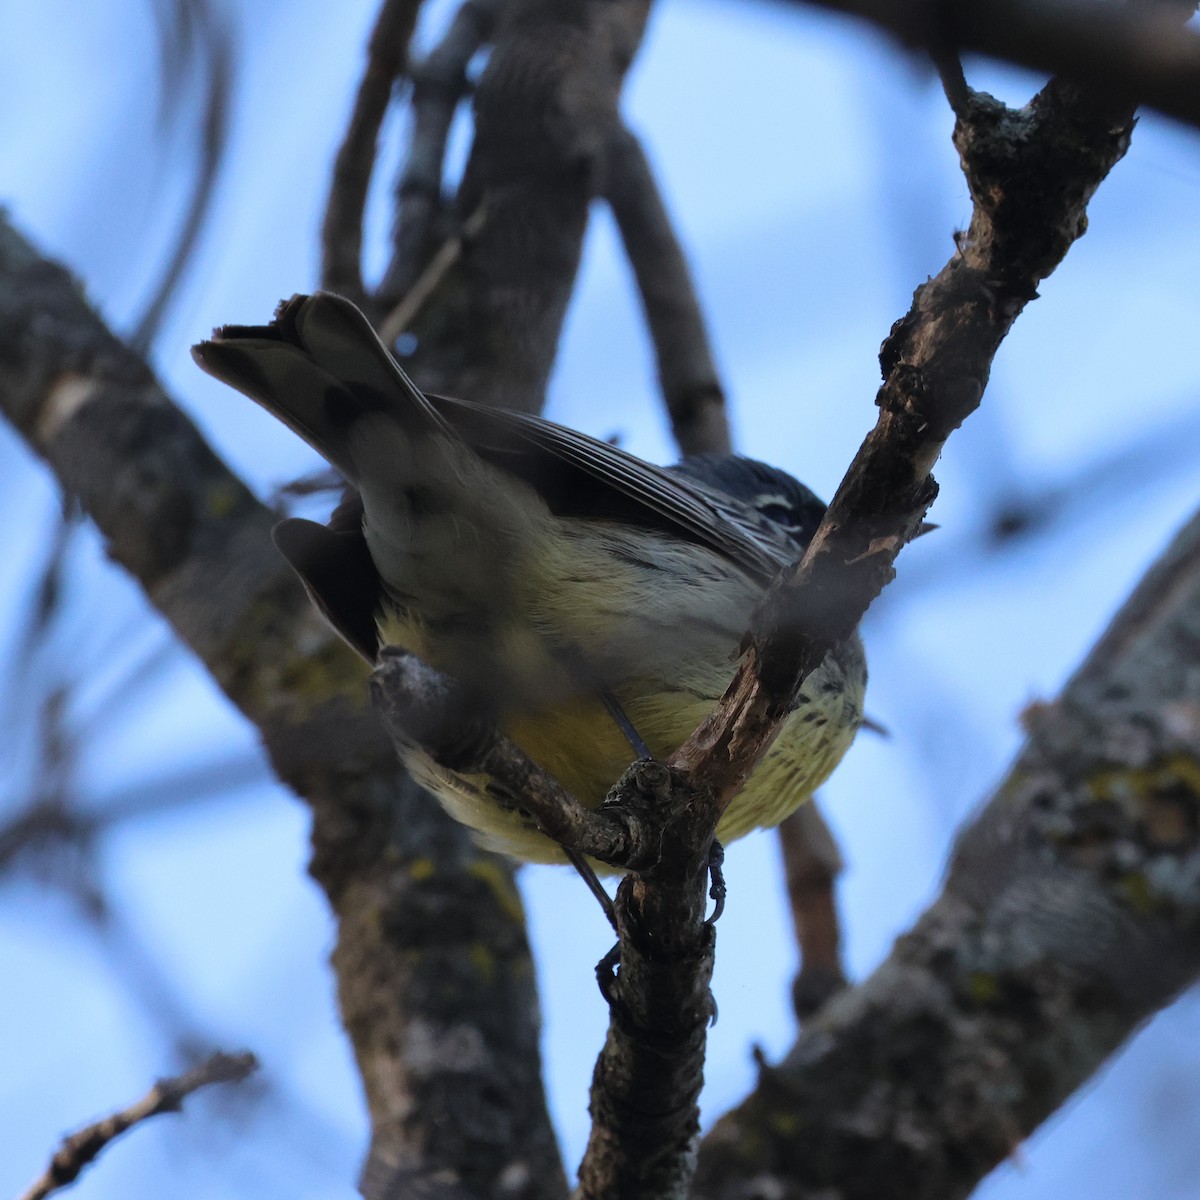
(194, 292), (796, 588)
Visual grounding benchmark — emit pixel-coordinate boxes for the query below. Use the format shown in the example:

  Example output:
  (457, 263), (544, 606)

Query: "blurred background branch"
(790, 0), (1200, 130)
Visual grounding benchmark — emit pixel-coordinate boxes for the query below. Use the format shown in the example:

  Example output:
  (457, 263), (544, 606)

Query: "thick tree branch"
(0, 216), (567, 1200)
(672, 75), (1136, 832)
(789, 0), (1200, 132)
(694, 500), (1200, 1200)
(19, 1051), (258, 1200)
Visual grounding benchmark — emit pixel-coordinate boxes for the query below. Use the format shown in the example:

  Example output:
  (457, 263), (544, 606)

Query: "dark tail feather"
(191, 292), (443, 483)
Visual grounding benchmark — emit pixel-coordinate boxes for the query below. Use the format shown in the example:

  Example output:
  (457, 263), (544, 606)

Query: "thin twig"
(377, 201), (487, 346)
(18, 1051), (258, 1200)
(370, 650), (638, 868)
(930, 44), (971, 118)
(604, 124), (731, 456)
(379, 0), (501, 304)
(321, 0), (423, 304)
(777, 803), (847, 1018)
(132, 0), (233, 351)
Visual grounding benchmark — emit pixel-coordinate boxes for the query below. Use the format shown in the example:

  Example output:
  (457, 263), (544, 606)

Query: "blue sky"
(3, 1), (1200, 1196)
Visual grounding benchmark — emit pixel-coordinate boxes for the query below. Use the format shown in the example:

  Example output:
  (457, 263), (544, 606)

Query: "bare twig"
(18, 1051), (258, 1200)
(604, 124), (731, 456)
(321, 0), (423, 305)
(930, 43), (971, 118)
(379, 0), (501, 304)
(370, 650), (637, 867)
(377, 201), (487, 345)
(777, 803), (847, 1018)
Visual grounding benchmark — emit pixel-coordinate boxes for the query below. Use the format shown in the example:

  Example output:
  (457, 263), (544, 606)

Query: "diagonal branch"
(577, 62), (1143, 1200)
(672, 75), (1137, 826)
(602, 120), (850, 1016)
(378, 0), (502, 305)
(321, 0), (424, 306)
(603, 124), (731, 456)
(693, 501), (1200, 1200)
(18, 1051), (258, 1200)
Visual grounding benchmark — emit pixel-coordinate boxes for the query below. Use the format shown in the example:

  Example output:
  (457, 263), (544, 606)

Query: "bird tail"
(191, 292), (442, 483)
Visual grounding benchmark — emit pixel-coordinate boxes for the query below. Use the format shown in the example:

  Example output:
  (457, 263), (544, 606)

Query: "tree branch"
(601, 118), (850, 1022)
(321, 0), (424, 305)
(18, 1051), (258, 1200)
(778, 803), (847, 1018)
(0, 215), (567, 1200)
(568, 59), (1145, 1200)
(603, 124), (731, 456)
(378, 0), (502, 305)
(401, 0), (652, 412)
(672, 73), (1136, 833)
(787, 0), (1200, 132)
(694, 498), (1200, 1199)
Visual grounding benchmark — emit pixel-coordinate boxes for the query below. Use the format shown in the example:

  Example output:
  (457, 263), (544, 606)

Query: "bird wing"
(193, 293), (802, 661)
(421, 391), (796, 582)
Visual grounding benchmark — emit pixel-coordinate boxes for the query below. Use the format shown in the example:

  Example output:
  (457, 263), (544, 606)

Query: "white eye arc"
(756, 500), (800, 527)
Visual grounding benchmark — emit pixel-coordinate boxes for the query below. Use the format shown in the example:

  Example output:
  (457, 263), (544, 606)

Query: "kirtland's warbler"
(193, 293), (866, 864)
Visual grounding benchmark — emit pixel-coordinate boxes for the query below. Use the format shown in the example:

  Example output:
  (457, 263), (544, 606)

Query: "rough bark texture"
(692, 505), (1200, 1200)
(576, 764), (719, 1200)
(8, 0), (1195, 1194)
(672, 78), (1135, 834)
(0, 217), (567, 1200)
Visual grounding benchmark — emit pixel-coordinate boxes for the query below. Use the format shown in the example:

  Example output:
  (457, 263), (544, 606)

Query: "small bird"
(193, 293), (865, 865)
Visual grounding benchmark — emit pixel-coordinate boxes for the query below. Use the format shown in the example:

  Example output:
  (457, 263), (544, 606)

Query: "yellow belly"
(392, 640), (865, 867)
